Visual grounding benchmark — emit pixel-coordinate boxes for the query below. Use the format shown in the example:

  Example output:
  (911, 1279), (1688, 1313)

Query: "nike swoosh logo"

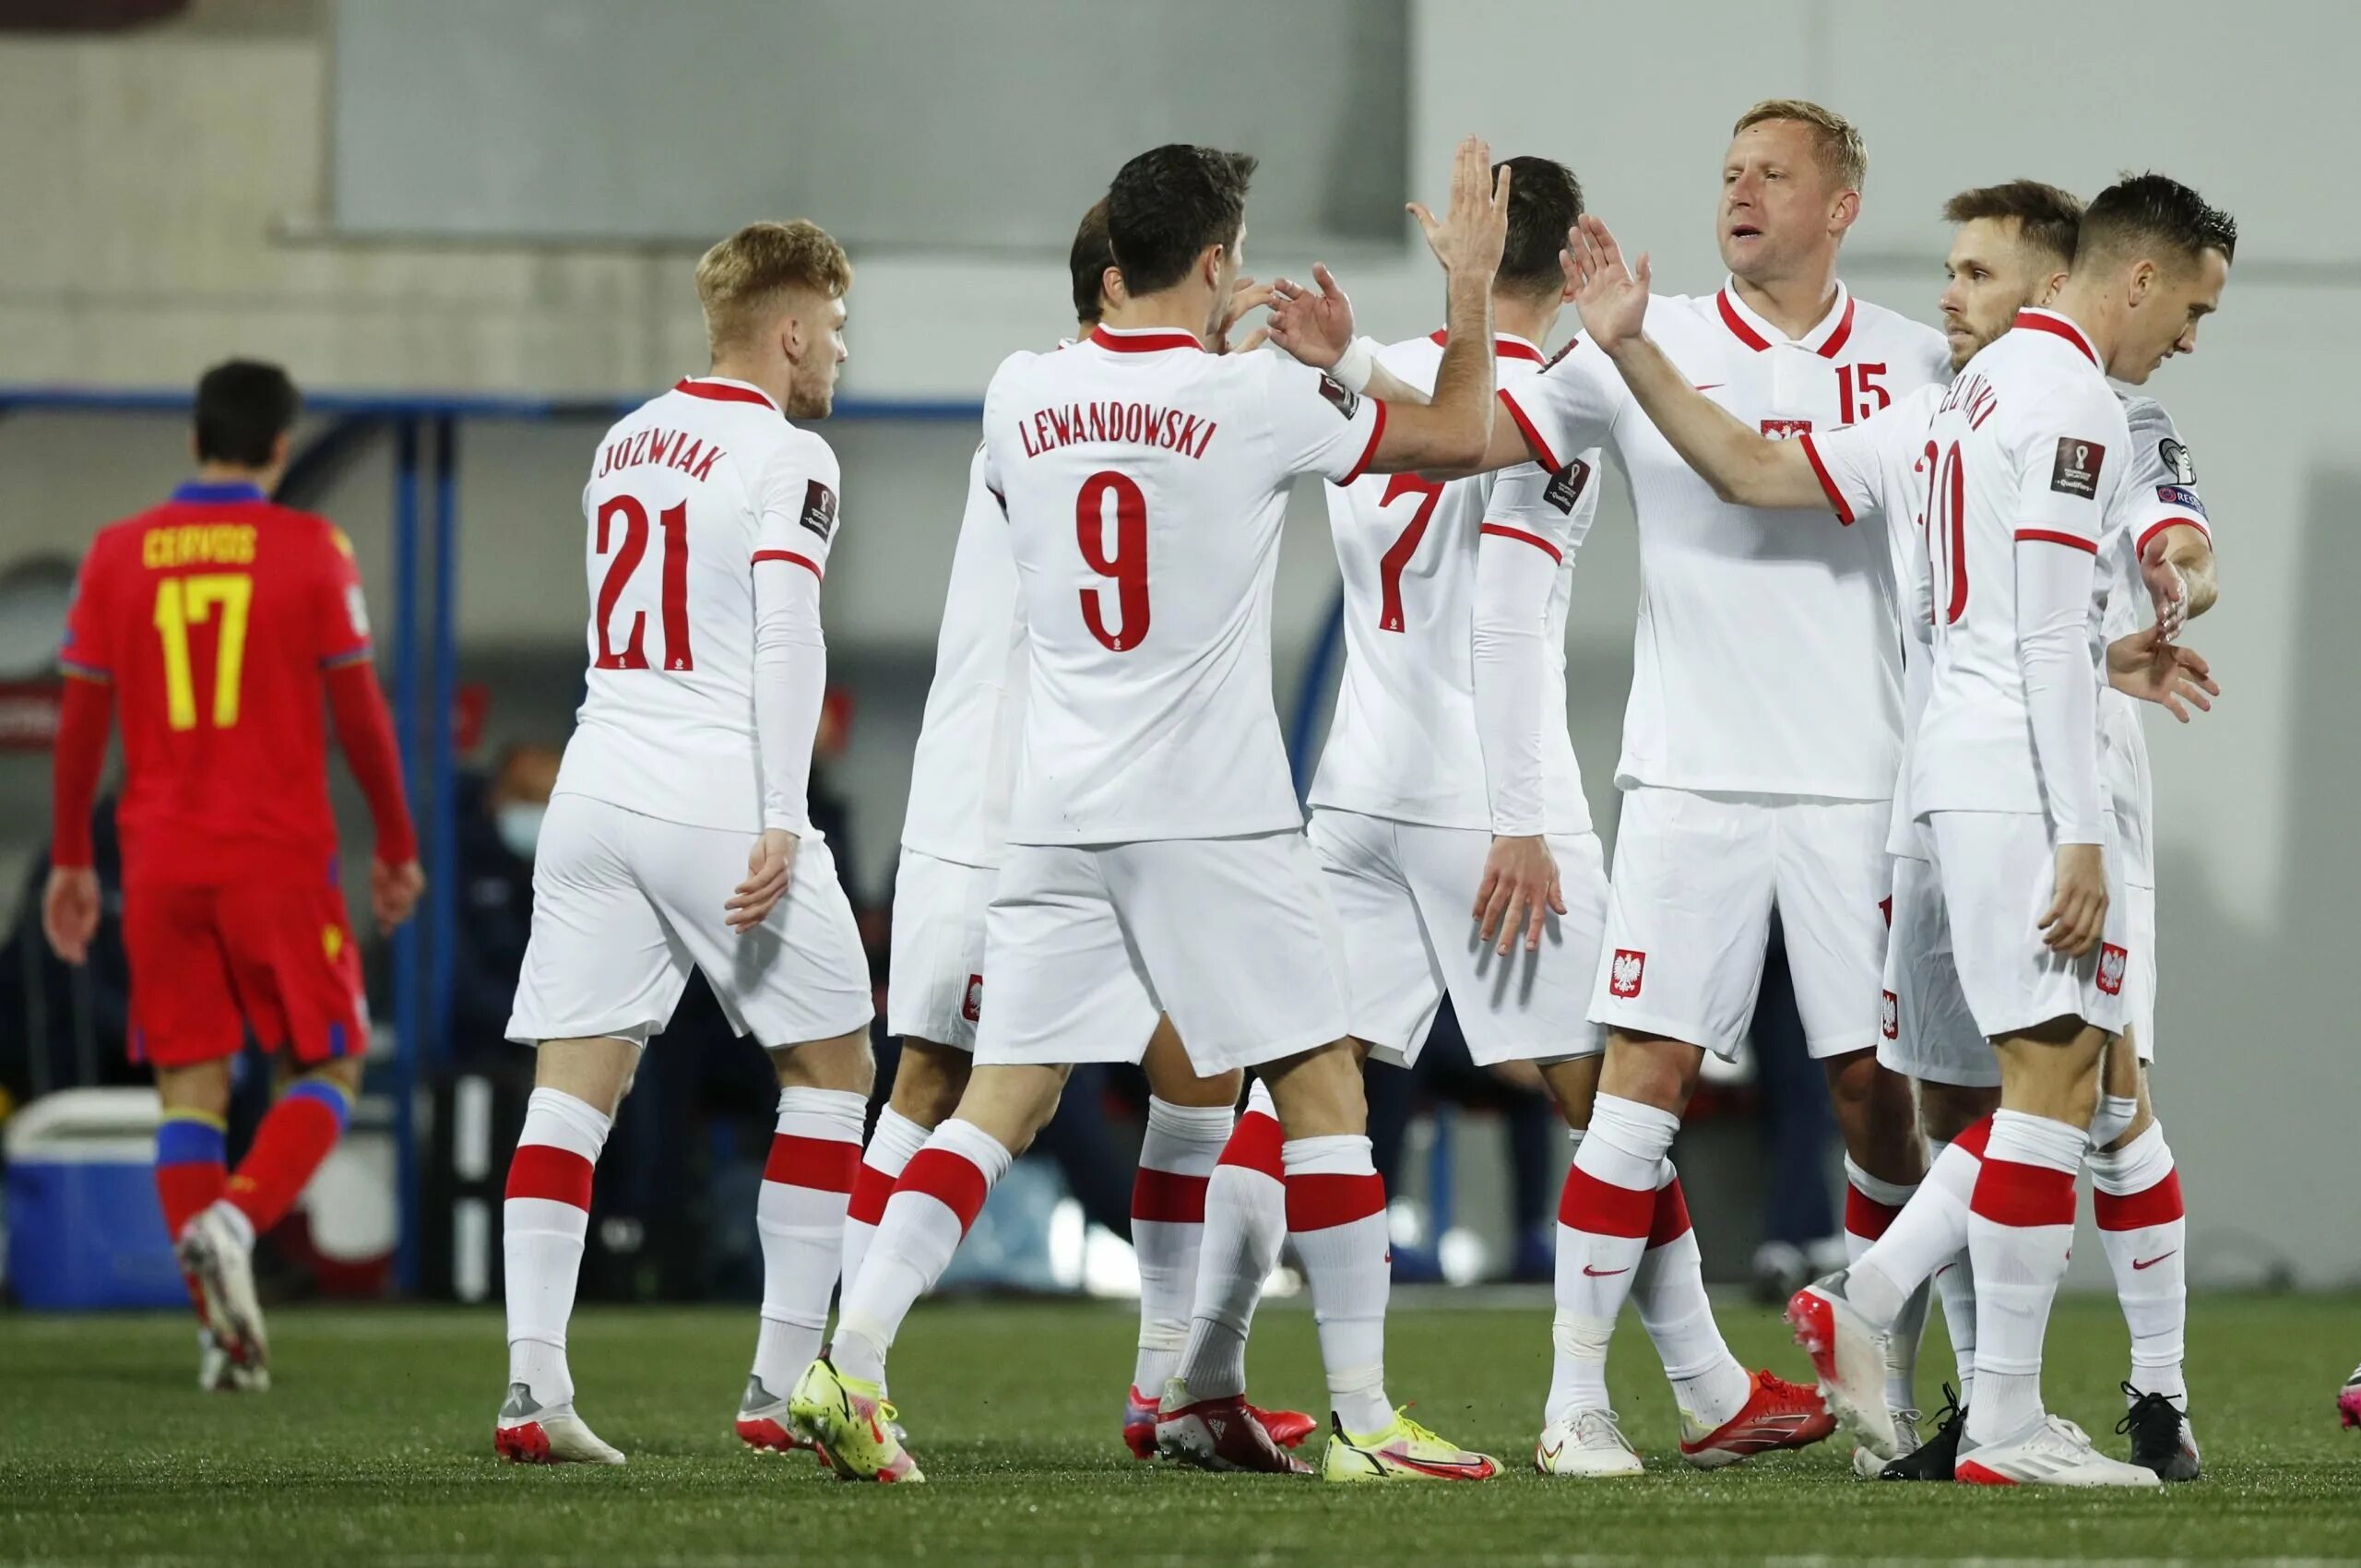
(1582, 1265), (1631, 1277)
(1694, 384), (1725, 392)
(1385, 1453), (1496, 1479)
(2132, 1251), (2177, 1270)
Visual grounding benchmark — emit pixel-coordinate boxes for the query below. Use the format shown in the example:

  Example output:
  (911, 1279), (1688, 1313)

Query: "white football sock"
(1548, 1096), (1679, 1420)
(1845, 1156), (1928, 1411)
(1849, 1119), (1986, 1326)
(2088, 1120), (2188, 1408)
(1284, 1133), (1392, 1434)
(503, 1087), (612, 1409)
(832, 1118), (1011, 1385)
(1130, 1097), (1234, 1395)
(1174, 1081), (1285, 1403)
(749, 1087), (866, 1398)
(1964, 1111), (2083, 1445)
(841, 1106), (931, 1298)
(1626, 1156), (1749, 1428)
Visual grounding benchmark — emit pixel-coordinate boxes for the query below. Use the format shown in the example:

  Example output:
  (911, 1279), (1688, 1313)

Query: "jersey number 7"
(153, 573), (253, 731)
(594, 495), (694, 671)
(1375, 473), (1444, 633)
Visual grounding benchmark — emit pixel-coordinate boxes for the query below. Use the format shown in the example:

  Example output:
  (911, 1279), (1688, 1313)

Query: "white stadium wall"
(0, 0), (2354, 1281)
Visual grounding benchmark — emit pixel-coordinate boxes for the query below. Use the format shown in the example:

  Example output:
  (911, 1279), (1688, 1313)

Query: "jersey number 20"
(594, 495), (694, 671)
(1077, 470), (1149, 652)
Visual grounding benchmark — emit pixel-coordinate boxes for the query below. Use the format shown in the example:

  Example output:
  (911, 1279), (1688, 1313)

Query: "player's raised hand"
(1566, 215), (1651, 350)
(1474, 834), (1567, 956)
(2106, 625), (2219, 722)
(727, 828), (798, 933)
(2141, 532), (2189, 640)
(373, 858), (426, 930)
(2039, 843), (2109, 956)
(1214, 276), (1275, 356)
(41, 865), (99, 967)
(1410, 135), (1508, 283)
(1264, 264), (1356, 368)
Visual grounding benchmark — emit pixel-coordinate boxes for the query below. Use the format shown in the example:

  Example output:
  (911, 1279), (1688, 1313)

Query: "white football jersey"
(1801, 382), (1946, 858)
(1909, 310), (2134, 831)
(554, 376), (842, 835)
(899, 442), (1031, 869)
(1310, 330), (1598, 835)
(981, 327), (1384, 844)
(2100, 395), (2213, 891)
(1501, 280), (1950, 800)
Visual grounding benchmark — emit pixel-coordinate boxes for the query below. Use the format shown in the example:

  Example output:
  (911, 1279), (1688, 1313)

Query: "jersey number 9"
(1076, 470), (1149, 652)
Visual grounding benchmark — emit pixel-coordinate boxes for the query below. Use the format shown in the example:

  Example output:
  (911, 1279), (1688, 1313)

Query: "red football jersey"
(60, 481), (376, 886)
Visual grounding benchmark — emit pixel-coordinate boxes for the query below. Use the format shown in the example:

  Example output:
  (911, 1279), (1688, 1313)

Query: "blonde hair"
(694, 220), (852, 354)
(1731, 98), (1867, 193)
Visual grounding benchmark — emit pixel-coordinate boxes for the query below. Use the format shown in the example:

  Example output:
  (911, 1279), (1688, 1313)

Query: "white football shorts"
(1926, 810), (2130, 1040)
(1877, 850), (1997, 1088)
(884, 846), (994, 1051)
(508, 793), (873, 1050)
(1588, 787), (1891, 1061)
(2121, 880), (2158, 1064)
(1307, 808), (1606, 1068)
(973, 830), (1349, 1076)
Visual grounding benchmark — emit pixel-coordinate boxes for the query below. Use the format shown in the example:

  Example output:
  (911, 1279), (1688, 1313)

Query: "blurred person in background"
(450, 742), (562, 1062)
(45, 358), (423, 1391)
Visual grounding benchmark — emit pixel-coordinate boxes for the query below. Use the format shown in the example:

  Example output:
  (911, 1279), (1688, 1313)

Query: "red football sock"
(156, 1111), (229, 1314)
(227, 1079), (350, 1233)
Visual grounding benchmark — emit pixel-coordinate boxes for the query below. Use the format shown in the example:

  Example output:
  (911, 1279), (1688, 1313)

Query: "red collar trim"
(1717, 288), (1857, 357)
(2013, 308), (2100, 366)
(1089, 325), (1204, 354)
(1427, 328), (1548, 363)
(674, 378), (779, 410)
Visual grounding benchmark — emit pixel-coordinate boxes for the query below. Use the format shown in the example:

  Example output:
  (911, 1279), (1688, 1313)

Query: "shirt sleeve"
(2118, 397), (2211, 559)
(2011, 385), (2114, 844)
(311, 521), (375, 669)
(1799, 395), (1920, 526)
(1470, 461), (1582, 836)
(1494, 334), (1626, 474)
(1261, 352), (1388, 485)
(750, 431), (841, 837)
(58, 542), (114, 683)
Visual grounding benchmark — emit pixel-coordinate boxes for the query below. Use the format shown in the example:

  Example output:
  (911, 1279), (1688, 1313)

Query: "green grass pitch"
(2, 1294), (2355, 1566)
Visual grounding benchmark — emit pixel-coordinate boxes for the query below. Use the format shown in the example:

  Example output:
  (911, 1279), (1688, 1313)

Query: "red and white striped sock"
(1284, 1133), (1392, 1434)
(2088, 1121), (2188, 1408)
(749, 1087), (866, 1398)
(1845, 1156), (1929, 1411)
(1850, 1116), (1987, 1324)
(1963, 1110), (2082, 1445)
(841, 1106), (931, 1299)
(1548, 1095), (1679, 1420)
(1627, 1158), (1750, 1428)
(502, 1087), (611, 1408)
(832, 1118), (1011, 1385)
(1131, 1097), (1234, 1395)
(1174, 1079), (1285, 1402)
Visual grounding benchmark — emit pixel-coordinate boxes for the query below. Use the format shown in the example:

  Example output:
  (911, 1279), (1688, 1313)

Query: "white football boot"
(1534, 1408), (1644, 1477)
(1955, 1413), (2164, 1488)
(494, 1383), (626, 1466)
(1786, 1270), (1897, 1459)
(177, 1206), (267, 1381)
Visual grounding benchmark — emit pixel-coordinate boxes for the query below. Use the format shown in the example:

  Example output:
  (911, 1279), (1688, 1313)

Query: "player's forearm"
(326, 661), (419, 865)
(752, 561), (826, 837)
(2015, 542), (2106, 845)
(1367, 362), (1430, 408)
(1599, 334), (1821, 510)
(49, 675), (112, 869)
(1374, 273), (1496, 474)
(1470, 537), (1552, 836)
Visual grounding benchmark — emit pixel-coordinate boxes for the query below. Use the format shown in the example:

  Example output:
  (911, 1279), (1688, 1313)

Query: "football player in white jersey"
(1788, 173), (2236, 1487)
(861, 199), (1313, 1467)
(1561, 184), (2222, 1481)
(1288, 99), (1950, 1466)
(791, 137), (1515, 1486)
(493, 221), (875, 1466)
(1177, 154), (1831, 1479)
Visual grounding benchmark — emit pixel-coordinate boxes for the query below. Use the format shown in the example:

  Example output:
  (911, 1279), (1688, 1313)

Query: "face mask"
(496, 802), (545, 861)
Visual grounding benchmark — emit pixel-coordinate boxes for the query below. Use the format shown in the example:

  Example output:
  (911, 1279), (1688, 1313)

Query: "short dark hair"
(1106, 145), (1257, 300)
(1497, 156), (1584, 299)
(194, 359), (299, 468)
(1941, 180), (2084, 269)
(1070, 198), (1116, 327)
(2074, 172), (2237, 274)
